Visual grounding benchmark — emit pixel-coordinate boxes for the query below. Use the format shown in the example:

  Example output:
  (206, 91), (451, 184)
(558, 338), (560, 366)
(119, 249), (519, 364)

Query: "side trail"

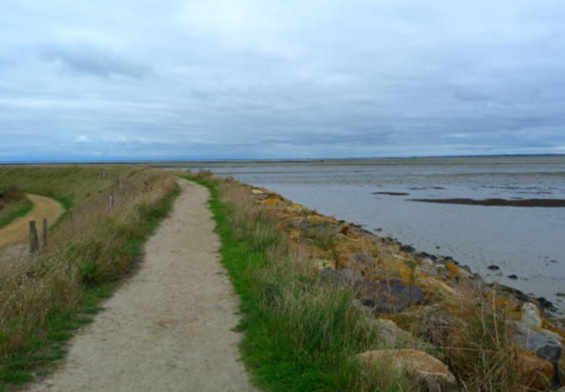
(29, 179), (255, 392)
(0, 194), (64, 249)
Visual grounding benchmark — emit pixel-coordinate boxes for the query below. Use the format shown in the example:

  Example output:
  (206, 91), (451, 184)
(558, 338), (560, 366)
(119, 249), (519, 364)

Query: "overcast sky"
(1, 0), (565, 161)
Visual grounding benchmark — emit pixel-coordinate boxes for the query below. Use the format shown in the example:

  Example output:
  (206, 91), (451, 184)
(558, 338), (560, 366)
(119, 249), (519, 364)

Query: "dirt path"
(28, 180), (255, 392)
(0, 194), (64, 249)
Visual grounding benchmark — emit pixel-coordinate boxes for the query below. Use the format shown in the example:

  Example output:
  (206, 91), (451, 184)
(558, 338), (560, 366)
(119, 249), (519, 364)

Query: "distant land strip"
(409, 198), (565, 207)
(373, 192), (410, 196)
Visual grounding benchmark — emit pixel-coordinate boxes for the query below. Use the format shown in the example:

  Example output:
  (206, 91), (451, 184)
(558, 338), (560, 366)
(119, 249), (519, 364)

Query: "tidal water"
(184, 156), (565, 312)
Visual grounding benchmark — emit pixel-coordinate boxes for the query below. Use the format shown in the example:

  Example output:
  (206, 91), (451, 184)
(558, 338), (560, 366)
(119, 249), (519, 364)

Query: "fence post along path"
(29, 220), (39, 256)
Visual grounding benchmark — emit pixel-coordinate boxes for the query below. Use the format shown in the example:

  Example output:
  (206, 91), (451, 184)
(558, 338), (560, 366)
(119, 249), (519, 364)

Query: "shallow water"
(184, 156), (565, 312)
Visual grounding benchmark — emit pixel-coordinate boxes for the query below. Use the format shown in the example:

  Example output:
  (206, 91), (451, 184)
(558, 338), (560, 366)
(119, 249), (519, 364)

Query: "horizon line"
(0, 152), (564, 165)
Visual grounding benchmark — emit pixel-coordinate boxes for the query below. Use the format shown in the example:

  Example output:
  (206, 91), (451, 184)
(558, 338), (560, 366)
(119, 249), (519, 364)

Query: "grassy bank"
(186, 172), (417, 391)
(187, 171), (558, 392)
(0, 187), (33, 229)
(0, 166), (178, 389)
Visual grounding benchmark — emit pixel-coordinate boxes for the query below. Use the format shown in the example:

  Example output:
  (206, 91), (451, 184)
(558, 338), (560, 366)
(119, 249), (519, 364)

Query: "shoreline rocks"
(244, 183), (565, 390)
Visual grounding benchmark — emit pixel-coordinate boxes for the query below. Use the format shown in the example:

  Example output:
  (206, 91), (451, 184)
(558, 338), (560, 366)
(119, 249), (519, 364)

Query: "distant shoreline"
(1, 153), (564, 166)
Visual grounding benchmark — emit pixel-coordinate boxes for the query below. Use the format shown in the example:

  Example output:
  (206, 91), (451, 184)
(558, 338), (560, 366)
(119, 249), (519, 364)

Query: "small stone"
(487, 265), (500, 271)
(155, 317), (177, 327)
(400, 245), (416, 253)
(507, 274), (518, 280)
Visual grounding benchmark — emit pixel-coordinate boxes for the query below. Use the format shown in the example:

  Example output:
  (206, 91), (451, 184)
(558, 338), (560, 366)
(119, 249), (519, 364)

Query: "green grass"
(186, 174), (416, 392)
(0, 199), (33, 230)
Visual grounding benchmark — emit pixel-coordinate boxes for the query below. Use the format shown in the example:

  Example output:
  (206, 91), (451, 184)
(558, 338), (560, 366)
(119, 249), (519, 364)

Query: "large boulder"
(514, 302), (563, 386)
(357, 349), (457, 391)
(514, 303), (563, 363)
(369, 318), (433, 350)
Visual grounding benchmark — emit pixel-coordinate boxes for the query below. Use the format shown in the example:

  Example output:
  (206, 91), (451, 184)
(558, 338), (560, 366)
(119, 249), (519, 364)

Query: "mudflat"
(28, 180), (254, 392)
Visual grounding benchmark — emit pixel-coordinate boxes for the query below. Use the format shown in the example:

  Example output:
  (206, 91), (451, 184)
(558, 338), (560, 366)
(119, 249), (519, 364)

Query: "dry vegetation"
(0, 166), (177, 387)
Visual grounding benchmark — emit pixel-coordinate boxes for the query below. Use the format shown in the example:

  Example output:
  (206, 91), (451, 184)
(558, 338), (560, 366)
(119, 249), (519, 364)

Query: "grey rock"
(514, 306), (563, 387)
(359, 279), (424, 314)
(399, 245), (415, 253)
(514, 329), (562, 364)
(369, 318), (433, 350)
(487, 265), (500, 271)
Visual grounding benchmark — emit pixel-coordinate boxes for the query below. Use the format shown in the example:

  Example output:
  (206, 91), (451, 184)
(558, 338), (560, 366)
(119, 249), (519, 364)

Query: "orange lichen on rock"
(263, 197), (283, 206)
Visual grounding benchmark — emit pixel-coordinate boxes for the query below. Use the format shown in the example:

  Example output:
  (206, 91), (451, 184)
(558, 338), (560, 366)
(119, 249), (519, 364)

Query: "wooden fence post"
(42, 218), (48, 249)
(109, 193), (115, 208)
(29, 221), (39, 256)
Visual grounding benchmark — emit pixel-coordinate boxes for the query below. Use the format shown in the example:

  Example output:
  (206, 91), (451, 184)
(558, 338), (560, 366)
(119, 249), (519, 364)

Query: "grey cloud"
(41, 45), (151, 79)
(0, 0), (564, 161)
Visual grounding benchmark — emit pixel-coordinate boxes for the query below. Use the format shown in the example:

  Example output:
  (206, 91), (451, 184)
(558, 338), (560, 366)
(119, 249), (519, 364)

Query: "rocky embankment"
(245, 184), (565, 391)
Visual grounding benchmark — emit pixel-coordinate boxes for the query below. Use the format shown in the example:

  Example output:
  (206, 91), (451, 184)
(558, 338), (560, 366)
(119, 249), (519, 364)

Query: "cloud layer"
(1, 0), (565, 161)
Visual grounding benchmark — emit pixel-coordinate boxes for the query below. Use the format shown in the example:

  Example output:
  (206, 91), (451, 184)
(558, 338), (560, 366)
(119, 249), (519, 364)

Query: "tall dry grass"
(0, 166), (177, 378)
(435, 287), (525, 391)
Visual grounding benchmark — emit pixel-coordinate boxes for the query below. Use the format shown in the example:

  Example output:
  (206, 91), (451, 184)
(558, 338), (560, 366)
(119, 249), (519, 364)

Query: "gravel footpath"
(28, 179), (255, 392)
